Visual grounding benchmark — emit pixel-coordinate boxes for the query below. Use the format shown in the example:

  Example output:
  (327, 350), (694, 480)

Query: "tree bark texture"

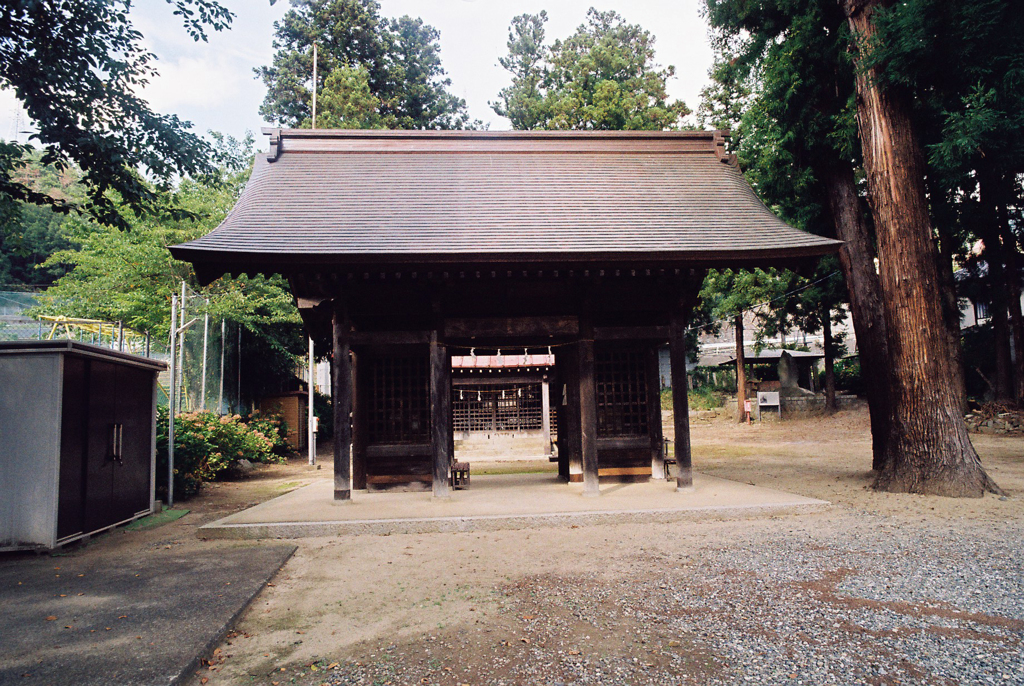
(978, 166), (1014, 402)
(1000, 209), (1024, 403)
(817, 161), (892, 468)
(735, 315), (747, 423)
(933, 214), (969, 412)
(843, 0), (1001, 496)
(823, 308), (837, 413)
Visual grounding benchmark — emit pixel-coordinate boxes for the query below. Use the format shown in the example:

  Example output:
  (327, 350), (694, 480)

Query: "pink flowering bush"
(156, 408), (285, 500)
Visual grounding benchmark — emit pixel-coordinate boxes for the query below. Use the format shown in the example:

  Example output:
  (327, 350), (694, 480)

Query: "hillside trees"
(258, 0), (473, 129)
(0, 0), (233, 228)
(492, 9), (690, 130)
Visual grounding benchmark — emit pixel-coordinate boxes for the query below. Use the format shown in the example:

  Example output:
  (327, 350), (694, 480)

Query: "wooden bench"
(451, 461), (470, 489)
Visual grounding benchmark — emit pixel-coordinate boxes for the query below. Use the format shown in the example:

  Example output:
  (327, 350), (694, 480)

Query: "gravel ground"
(219, 513), (1023, 686)
(185, 411), (1024, 686)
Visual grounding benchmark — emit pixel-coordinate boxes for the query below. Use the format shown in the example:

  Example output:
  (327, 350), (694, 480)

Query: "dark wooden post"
(332, 307), (352, 501)
(561, 344), (582, 481)
(670, 306), (693, 490)
(735, 314), (747, 423)
(579, 320), (599, 497)
(429, 330), (452, 498)
(646, 345), (665, 480)
(351, 349), (367, 490)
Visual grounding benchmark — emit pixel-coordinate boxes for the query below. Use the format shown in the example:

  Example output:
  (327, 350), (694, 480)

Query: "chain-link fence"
(0, 288), (245, 414)
(169, 284), (244, 415)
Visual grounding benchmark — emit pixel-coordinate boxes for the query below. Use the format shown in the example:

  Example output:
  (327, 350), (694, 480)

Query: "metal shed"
(0, 341), (165, 550)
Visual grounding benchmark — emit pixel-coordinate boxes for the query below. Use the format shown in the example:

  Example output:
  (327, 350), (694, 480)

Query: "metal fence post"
(168, 295), (177, 508)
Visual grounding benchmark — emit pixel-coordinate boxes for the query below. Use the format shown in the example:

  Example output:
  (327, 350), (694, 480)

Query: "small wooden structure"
(258, 390), (307, 450)
(171, 129), (838, 499)
(0, 341), (164, 550)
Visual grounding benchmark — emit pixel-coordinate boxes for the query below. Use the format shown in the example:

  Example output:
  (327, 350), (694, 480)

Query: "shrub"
(155, 408), (286, 501)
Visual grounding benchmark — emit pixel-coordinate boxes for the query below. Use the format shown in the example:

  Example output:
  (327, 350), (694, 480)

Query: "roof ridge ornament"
(267, 128), (282, 163)
(713, 130), (738, 167)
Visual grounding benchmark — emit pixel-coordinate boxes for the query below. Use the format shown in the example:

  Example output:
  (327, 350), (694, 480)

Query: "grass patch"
(125, 509), (189, 531)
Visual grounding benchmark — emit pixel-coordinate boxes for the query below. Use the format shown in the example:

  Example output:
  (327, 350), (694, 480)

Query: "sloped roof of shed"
(170, 129), (839, 279)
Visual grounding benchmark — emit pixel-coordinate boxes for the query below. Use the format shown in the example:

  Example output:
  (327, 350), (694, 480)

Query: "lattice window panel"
(595, 349), (649, 437)
(453, 383), (543, 433)
(366, 354), (429, 444)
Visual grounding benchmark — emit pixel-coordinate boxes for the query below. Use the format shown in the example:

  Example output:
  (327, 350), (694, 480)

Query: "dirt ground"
(168, 407), (1024, 686)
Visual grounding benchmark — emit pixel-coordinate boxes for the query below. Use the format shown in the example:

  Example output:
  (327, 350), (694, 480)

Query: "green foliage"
(258, 0), (474, 130)
(155, 407), (286, 501)
(0, 1), (233, 228)
(689, 386), (726, 411)
(34, 133), (306, 401)
(305, 64), (383, 129)
(313, 390), (334, 440)
(829, 357), (863, 396)
(492, 9), (690, 131)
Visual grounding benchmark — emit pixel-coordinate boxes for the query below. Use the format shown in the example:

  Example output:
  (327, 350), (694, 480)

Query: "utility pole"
(311, 44), (318, 129)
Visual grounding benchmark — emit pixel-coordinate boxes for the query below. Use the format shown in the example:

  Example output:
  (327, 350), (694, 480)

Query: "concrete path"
(0, 543), (295, 685)
(200, 473), (829, 538)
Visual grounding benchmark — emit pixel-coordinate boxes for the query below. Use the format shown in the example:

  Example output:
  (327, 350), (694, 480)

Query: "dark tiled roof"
(171, 129), (839, 271)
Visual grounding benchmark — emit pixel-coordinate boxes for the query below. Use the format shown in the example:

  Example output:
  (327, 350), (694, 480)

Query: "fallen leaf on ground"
(44, 616), (57, 621)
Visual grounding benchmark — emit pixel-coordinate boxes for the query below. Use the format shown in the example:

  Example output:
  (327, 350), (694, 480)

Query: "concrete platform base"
(199, 473), (829, 539)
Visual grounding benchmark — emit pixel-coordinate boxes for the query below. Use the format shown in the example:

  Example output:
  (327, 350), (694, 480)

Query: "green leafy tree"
(258, 0), (473, 129)
(0, 0), (233, 228)
(492, 9), (690, 130)
(35, 134), (305, 404)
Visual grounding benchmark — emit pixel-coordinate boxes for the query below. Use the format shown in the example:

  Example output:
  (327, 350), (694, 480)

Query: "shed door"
(112, 365), (153, 520)
(84, 360), (118, 533)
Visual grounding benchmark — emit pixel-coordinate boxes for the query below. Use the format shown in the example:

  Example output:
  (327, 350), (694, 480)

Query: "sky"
(0, 0), (715, 149)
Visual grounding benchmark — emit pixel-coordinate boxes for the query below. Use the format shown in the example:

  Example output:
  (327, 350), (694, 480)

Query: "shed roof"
(170, 129), (839, 282)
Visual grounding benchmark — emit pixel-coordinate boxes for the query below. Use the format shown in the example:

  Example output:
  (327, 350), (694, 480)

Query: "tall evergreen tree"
(492, 9), (690, 130)
(257, 0), (473, 130)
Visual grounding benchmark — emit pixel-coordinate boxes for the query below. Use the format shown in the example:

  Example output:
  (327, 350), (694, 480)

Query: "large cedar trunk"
(735, 315), (747, 423)
(817, 161), (892, 469)
(842, 0), (1001, 496)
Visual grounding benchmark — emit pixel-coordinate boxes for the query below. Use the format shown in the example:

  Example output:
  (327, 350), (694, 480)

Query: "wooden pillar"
(670, 307), (693, 490)
(562, 345), (582, 481)
(351, 349), (366, 490)
(332, 308), (352, 500)
(429, 330), (452, 498)
(646, 345), (665, 480)
(579, 321), (599, 497)
(541, 376), (551, 459)
(735, 314), (747, 423)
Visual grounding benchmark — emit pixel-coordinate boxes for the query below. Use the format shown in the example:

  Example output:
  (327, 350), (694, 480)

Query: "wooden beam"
(579, 320), (599, 496)
(429, 330), (452, 498)
(596, 436), (651, 450)
(669, 305), (692, 490)
(365, 443), (432, 458)
(453, 375), (544, 386)
(445, 316), (578, 338)
(594, 326), (670, 341)
(349, 331), (431, 345)
(647, 345), (666, 480)
(332, 307), (353, 500)
(598, 467), (653, 477)
(366, 474), (433, 484)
